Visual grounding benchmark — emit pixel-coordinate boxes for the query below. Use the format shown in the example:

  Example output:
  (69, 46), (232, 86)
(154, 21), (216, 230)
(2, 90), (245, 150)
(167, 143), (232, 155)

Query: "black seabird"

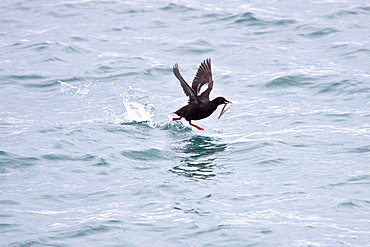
(172, 59), (232, 130)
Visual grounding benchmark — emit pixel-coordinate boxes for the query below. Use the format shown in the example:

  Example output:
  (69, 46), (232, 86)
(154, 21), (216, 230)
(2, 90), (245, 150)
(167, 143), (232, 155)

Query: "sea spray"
(121, 87), (155, 126)
(59, 80), (91, 97)
(59, 81), (157, 126)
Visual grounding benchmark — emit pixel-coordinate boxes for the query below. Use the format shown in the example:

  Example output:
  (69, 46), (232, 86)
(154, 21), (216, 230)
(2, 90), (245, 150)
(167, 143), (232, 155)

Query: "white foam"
(121, 87), (155, 125)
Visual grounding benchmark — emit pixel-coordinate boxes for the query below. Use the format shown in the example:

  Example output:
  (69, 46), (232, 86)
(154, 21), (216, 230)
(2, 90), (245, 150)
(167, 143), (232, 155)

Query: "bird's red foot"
(172, 117), (182, 121)
(189, 122), (204, 130)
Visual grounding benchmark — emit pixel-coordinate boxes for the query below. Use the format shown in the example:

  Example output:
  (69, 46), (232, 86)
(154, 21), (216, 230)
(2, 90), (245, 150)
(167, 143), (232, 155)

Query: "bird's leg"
(189, 121), (204, 130)
(172, 116), (182, 121)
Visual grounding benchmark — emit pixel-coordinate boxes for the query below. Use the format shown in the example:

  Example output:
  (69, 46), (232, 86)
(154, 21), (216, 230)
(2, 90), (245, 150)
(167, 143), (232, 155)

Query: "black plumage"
(172, 59), (231, 130)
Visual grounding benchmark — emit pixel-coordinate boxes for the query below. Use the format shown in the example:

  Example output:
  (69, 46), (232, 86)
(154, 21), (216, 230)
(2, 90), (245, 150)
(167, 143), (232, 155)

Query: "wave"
(232, 12), (263, 26)
(326, 6), (370, 19)
(170, 135), (227, 180)
(175, 39), (215, 55)
(313, 79), (369, 96)
(120, 148), (170, 161)
(161, 3), (198, 13)
(298, 26), (340, 39)
(0, 150), (40, 173)
(199, 10), (297, 26)
(265, 75), (314, 89)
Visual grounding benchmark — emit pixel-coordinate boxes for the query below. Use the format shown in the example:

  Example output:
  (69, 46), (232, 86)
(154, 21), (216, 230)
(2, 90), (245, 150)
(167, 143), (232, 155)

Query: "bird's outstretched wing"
(173, 63), (199, 104)
(192, 59), (213, 100)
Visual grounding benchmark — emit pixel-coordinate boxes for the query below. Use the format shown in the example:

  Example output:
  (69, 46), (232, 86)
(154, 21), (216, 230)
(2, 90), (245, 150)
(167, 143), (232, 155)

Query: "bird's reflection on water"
(171, 135), (227, 180)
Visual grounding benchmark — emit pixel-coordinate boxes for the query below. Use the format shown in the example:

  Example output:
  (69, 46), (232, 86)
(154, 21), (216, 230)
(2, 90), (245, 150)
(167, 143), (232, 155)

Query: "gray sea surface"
(1, 0), (370, 246)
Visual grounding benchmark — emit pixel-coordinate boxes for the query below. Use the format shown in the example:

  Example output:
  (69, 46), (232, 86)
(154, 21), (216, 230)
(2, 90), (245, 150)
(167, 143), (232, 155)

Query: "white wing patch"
(197, 83), (209, 96)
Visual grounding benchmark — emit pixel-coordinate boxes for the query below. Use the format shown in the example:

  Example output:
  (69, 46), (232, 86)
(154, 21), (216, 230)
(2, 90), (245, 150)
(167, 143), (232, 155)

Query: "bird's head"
(212, 97), (232, 119)
(212, 97), (231, 106)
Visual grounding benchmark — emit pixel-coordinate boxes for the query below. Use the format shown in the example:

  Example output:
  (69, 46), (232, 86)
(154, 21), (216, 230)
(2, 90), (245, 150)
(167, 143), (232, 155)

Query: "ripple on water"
(161, 3), (198, 12)
(313, 79), (368, 96)
(41, 153), (96, 162)
(170, 135), (227, 180)
(265, 75), (314, 89)
(0, 150), (40, 173)
(176, 39), (215, 55)
(200, 11), (297, 29)
(298, 26), (340, 39)
(232, 12), (263, 26)
(120, 148), (170, 161)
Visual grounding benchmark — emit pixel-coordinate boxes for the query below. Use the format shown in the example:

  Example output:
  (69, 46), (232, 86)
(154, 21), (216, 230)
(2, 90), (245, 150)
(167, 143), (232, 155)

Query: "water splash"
(59, 81), (156, 126)
(59, 80), (91, 96)
(121, 87), (155, 126)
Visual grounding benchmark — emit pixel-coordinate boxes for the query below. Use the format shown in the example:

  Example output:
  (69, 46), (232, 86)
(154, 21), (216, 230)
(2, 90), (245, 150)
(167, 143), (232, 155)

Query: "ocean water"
(1, 0), (370, 246)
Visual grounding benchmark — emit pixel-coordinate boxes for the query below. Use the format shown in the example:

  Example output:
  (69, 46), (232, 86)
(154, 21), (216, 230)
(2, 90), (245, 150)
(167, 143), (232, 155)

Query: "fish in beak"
(218, 101), (232, 119)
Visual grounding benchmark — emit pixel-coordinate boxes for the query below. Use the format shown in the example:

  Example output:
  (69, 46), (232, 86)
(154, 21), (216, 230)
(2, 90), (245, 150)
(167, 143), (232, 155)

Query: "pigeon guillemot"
(172, 59), (232, 130)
